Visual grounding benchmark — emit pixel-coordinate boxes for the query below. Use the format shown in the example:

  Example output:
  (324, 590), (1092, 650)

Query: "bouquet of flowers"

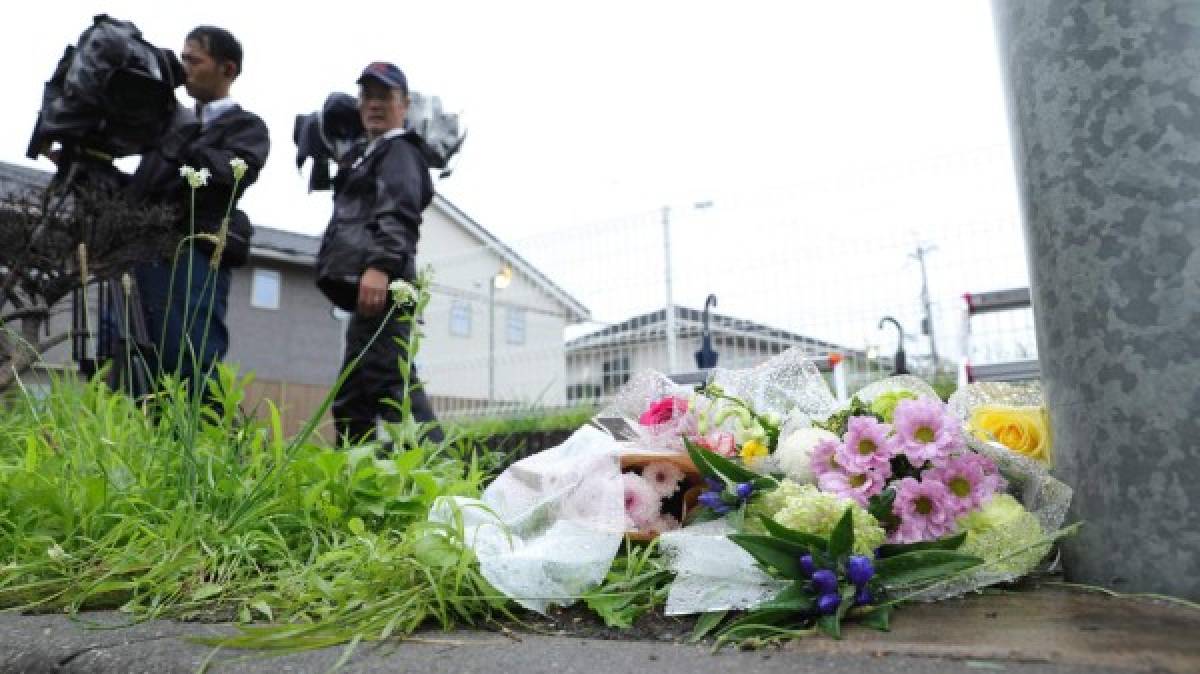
(611, 355), (1073, 639)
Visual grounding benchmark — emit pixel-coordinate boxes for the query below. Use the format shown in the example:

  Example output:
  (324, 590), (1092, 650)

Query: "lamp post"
(488, 265), (513, 404)
(878, 316), (908, 375)
(662, 200), (713, 374)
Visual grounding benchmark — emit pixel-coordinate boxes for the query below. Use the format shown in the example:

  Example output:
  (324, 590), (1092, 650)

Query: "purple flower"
(892, 398), (964, 466)
(817, 593), (841, 615)
(837, 416), (896, 472)
(698, 490), (731, 514)
(854, 586), (873, 606)
(817, 464), (889, 506)
(846, 555), (874, 587)
(923, 452), (1006, 514)
(735, 482), (754, 500)
(809, 438), (844, 478)
(889, 477), (957, 544)
(704, 476), (723, 491)
(811, 569), (838, 595)
(798, 554), (815, 578)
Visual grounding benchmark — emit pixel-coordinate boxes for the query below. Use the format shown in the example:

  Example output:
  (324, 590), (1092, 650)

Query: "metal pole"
(488, 281), (495, 403)
(911, 244), (939, 373)
(662, 205), (677, 374)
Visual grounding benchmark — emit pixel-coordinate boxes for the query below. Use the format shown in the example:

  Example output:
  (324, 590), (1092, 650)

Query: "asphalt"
(1, 586), (1197, 673)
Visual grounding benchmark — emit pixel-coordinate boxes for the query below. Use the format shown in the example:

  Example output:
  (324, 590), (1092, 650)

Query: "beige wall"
(416, 204), (571, 406)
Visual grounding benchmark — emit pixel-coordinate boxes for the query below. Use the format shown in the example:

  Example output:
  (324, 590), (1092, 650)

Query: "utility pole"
(910, 244), (939, 373)
(662, 205), (677, 374)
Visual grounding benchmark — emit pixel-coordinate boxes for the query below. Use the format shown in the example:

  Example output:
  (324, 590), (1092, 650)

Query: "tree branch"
(0, 331), (70, 392)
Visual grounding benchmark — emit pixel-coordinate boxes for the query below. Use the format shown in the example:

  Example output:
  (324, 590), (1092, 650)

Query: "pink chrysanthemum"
(836, 416), (896, 472)
(623, 472), (662, 528)
(647, 513), (681, 534)
(925, 453), (1006, 514)
(809, 438), (844, 478)
(642, 461), (685, 498)
(890, 477), (957, 543)
(817, 464), (890, 506)
(892, 398), (963, 467)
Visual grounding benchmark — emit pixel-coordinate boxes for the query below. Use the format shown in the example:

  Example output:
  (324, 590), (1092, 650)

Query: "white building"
(565, 306), (860, 403)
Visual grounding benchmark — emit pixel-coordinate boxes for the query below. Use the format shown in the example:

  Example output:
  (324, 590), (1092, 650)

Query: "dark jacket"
(129, 104), (271, 267)
(316, 132), (433, 312)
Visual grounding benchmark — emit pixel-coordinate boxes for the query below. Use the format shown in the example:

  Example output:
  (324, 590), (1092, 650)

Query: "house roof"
(0, 160), (52, 200)
(566, 305), (862, 358)
(1, 159), (590, 322)
(431, 195), (590, 323)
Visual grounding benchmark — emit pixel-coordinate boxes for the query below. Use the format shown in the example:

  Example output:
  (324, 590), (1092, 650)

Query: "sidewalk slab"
(1, 587), (1196, 673)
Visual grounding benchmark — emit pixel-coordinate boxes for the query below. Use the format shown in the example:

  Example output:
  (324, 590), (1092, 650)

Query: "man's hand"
(357, 267), (391, 316)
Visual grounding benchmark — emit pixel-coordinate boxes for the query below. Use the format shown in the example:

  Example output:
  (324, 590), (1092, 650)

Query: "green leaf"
(689, 610), (728, 643)
(874, 550), (983, 588)
(834, 584), (856, 623)
(190, 583), (223, 601)
(756, 581), (815, 613)
(860, 605), (891, 631)
(827, 507), (855, 558)
(685, 439), (759, 484)
(867, 488), (897, 524)
(759, 516), (828, 551)
(250, 600), (273, 622)
(816, 614), (841, 639)
(728, 534), (809, 579)
(347, 517), (366, 537)
(878, 532), (967, 557)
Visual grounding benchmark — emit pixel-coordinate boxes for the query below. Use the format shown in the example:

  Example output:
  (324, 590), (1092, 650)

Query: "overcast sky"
(1, 1), (1031, 359)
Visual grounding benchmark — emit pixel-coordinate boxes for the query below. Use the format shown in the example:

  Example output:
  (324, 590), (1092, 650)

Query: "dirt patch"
(518, 604), (700, 643)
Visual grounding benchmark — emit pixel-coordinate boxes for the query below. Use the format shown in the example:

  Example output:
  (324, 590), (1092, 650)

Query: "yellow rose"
(969, 405), (1052, 464)
(739, 439), (769, 467)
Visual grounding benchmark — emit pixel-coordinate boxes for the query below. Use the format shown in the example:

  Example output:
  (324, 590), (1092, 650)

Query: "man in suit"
(129, 25), (270, 396)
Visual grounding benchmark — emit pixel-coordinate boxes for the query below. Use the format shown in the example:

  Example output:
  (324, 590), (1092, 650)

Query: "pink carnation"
(639, 396), (689, 426)
(642, 461), (685, 498)
(817, 464), (890, 506)
(892, 398), (964, 467)
(622, 472), (662, 528)
(694, 431), (738, 458)
(925, 452), (1006, 515)
(890, 477), (957, 544)
(836, 416), (896, 472)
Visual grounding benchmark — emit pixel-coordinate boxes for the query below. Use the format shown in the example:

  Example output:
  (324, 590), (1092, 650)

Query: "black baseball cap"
(357, 61), (408, 94)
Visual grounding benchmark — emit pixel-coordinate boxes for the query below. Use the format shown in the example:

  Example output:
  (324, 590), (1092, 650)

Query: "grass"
(0, 364), (513, 650)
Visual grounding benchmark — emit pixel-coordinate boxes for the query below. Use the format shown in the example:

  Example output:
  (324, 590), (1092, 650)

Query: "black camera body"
(27, 14), (184, 163)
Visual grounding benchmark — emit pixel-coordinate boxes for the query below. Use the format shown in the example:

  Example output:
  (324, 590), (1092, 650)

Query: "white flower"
(775, 427), (839, 484)
(389, 278), (418, 304)
(229, 157), (248, 181)
(47, 543), (66, 560)
(179, 165), (211, 188)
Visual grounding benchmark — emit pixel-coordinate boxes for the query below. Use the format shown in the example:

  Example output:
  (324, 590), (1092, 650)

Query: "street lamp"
(488, 265), (513, 404)
(878, 316), (909, 375)
(662, 200), (713, 374)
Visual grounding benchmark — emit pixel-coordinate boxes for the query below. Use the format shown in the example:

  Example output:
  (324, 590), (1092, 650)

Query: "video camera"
(294, 90), (466, 191)
(26, 14), (184, 167)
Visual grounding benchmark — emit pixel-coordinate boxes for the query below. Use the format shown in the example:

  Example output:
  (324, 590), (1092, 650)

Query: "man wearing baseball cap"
(316, 61), (443, 446)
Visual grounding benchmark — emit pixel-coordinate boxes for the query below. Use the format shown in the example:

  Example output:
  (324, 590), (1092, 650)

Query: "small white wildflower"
(389, 278), (418, 305)
(229, 157), (248, 181)
(179, 165), (211, 188)
(47, 543), (66, 560)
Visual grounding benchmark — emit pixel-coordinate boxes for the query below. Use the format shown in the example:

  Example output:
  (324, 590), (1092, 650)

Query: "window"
(250, 268), (281, 309)
(506, 307), (526, 345)
(449, 300), (472, 337)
